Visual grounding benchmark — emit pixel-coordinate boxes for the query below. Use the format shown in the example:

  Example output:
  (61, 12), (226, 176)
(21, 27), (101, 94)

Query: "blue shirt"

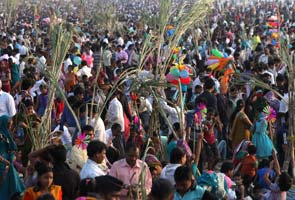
(60, 105), (77, 127)
(174, 185), (205, 200)
(257, 168), (276, 189)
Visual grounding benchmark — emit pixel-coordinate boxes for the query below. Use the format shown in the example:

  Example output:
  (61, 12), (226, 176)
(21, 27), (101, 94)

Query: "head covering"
(145, 154), (162, 169)
(0, 115), (17, 152)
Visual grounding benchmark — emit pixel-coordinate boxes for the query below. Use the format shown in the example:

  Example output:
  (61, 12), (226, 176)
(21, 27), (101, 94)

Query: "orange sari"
(23, 185), (62, 200)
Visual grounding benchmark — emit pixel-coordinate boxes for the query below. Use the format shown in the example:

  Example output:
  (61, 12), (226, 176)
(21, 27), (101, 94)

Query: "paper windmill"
(75, 132), (91, 150)
(263, 105), (276, 123)
(194, 103), (207, 130)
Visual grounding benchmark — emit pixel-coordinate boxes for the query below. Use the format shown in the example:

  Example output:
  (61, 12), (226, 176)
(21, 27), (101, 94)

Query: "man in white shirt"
(80, 140), (108, 179)
(0, 80), (16, 117)
(106, 93), (125, 132)
(76, 60), (92, 79)
(89, 105), (106, 144)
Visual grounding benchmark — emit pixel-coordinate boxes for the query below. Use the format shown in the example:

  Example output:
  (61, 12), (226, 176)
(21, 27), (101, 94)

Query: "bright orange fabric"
(23, 185), (62, 200)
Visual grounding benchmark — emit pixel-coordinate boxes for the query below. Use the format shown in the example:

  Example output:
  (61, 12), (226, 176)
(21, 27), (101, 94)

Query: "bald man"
(0, 80), (16, 117)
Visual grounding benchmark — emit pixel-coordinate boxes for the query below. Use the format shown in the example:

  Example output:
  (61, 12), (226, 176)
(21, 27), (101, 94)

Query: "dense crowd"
(1, 0), (295, 200)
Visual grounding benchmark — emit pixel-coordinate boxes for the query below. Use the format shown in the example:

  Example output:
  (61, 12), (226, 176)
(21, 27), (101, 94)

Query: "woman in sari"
(230, 100), (253, 150)
(0, 115), (25, 199)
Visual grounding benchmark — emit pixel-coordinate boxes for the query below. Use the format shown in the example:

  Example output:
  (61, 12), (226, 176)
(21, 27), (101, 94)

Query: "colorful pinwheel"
(75, 132), (91, 150)
(263, 105), (276, 123)
(194, 103), (207, 130)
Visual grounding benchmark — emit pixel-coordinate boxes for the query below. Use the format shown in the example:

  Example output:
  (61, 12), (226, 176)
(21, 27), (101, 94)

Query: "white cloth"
(279, 93), (289, 113)
(192, 76), (203, 93)
(0, 90), (16, 117)
(76, 65), (92, 78)
(80, 159), (106, 179)
(160, 163), (181, 186)
(159, 99), (180, 126)
(53, 125), (72, 145)
(90, 117), (106, 144)
(103, 50), (112, 67)
(19, 45), (28, 56)
(67, 145), (88, 173)
(138, 70), (154, 81)
(106, 97), (125, 132)
(105, 128), (113, 146)
(63, 57), (73, 73)
(139, 97), (152, 113)
(117, 37), (124, 46)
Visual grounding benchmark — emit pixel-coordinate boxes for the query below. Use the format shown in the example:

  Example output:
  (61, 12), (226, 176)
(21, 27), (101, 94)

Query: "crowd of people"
(1, 0), (295, 199)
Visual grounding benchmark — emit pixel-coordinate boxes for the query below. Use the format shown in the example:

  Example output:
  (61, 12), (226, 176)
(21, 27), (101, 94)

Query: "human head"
(111, 123), (122, 137)
(247, 144), (257, 155)
(206, 107), (217, 120)
(150, 178), (174, 200)
(82, 125), (95, 140)
(81, 60), (87, 67)
(23, 99), (34, 115)
(173, 122), (182, 138)
(174, 166), (194, 196)
(78, 178), (96, 197)
(87, 140), (107, 164)
(259, 159), (270, 169)
(36, 193), (55, 200)
(21, 78), (34, 91)
(35, 161), (54, 190)
(95, 175), (123, 200)
(170, 147), (186, 165)
(278, 172), (292, 191)
(125, 142), (139, 167)
(49, 144), (67, 164)
(220, 161), (234, 178)
(236, 99), (245, 111)
(39, 84), (48, 94)
(194, 85), (203, 94)
(73, 85), (85, 100)
(203, 78), (215, 92)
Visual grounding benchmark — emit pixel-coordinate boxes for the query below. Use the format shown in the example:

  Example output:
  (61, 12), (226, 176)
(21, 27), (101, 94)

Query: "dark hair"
(34, 161), (53, 192)
(173, 122), (181, 131)
(73, 85), (85, 95)
(87, 140), (107, 158)
(79, 178), (96, 196)
(21, 78), (34, 90)
(36, 194), (55, 200)
(220, 161), (234, 174)
(247, 145), (257, 155)
(82, 125), (94, 133)
(170, 147), (186, 164)
(81, 60), (87, 66)
(174, 166), (192, 183)
(204, 78), (215, 90)
(259, 159), (270, 169)
(49, 145), (67, 163)
(230, 99), (245, 125)
(125, 142), (138, 153)
(35, 161), (53, 177)
(151, 178), (174, 200)
(23, 99), (34, 107)
(207, 107), (217, 116)
(95, 175), (123, 195)
(278, 172), (292, 191)
(111, 123), (121, 131)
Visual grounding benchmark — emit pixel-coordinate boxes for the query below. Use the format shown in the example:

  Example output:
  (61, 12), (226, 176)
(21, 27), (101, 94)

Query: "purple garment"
(115, 50), (128, 64)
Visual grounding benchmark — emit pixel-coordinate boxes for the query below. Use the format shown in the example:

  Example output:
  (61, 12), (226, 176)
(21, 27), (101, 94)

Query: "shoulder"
(112, 159), (125, 167)
(24, 187), (35, 193)
(51, 185), (62, 191)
